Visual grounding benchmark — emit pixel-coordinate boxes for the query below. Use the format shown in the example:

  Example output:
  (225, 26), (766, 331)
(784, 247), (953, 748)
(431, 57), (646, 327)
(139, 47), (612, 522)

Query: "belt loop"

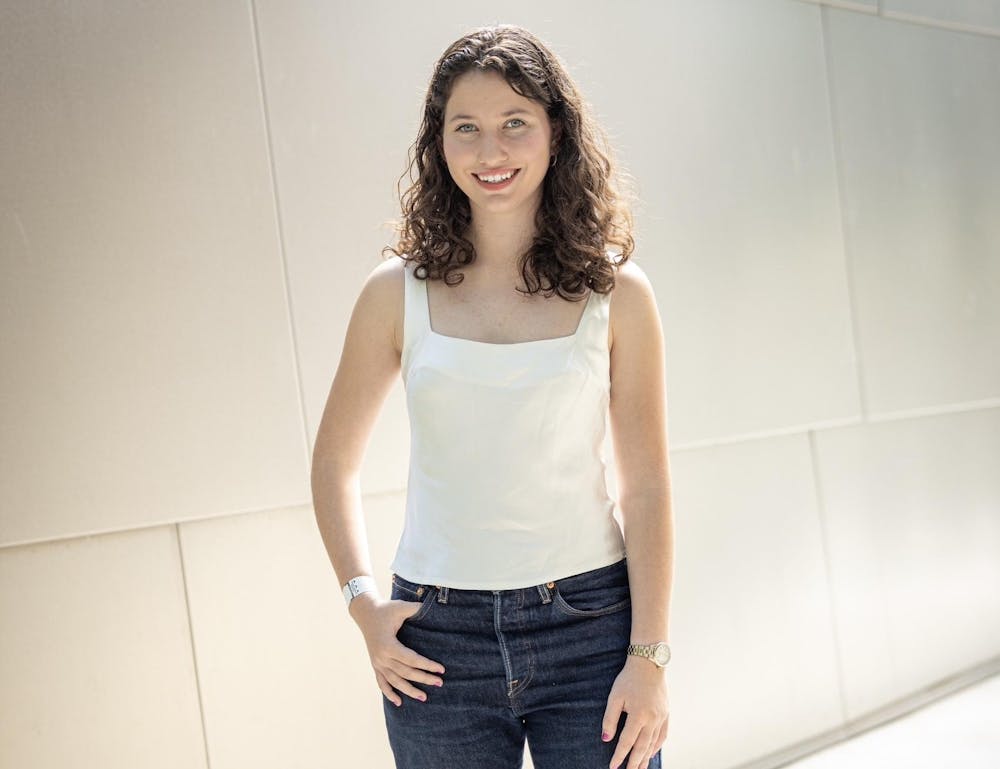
(436, 585), (449, 604)
(537, 582), (553, 604)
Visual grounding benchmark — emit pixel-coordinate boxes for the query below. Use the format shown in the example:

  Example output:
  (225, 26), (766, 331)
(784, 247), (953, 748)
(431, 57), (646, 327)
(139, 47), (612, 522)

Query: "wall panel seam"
(806, 429), (851, 725)
(176, 522), (213, 769)
(791, 0), (1000, 39)
(819, 4), (869, 420)
(246, 0), (314, 474)
(880, 10), (1000, 39)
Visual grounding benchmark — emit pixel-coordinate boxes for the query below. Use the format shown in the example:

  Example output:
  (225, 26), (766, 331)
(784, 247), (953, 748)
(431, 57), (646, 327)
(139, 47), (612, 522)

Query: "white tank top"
(389, 257), (627, 589)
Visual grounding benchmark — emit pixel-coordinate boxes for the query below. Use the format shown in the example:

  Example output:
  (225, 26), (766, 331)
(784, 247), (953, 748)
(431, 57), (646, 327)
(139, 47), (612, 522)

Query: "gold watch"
(628, 641), (671, 667)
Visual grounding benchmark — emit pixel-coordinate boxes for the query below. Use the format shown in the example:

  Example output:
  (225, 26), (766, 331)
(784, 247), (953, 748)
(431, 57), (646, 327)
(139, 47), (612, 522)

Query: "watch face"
(654, 644), (670, 665)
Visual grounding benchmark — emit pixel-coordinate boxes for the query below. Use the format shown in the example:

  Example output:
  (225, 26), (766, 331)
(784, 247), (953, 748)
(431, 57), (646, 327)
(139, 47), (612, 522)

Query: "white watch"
(342, 575), (378, 606)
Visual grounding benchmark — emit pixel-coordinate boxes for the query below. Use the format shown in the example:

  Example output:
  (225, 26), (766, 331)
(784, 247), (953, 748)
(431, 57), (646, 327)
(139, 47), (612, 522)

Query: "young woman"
(311, 24), (673, 769)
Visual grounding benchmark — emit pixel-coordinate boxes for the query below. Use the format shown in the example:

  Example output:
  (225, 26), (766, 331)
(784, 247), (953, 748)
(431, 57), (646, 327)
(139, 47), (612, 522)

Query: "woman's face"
(441, 69), (554, 217)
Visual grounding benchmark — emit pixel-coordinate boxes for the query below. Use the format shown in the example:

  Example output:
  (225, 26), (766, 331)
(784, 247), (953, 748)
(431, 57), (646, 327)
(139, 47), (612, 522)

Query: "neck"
(465, 209), (537, 278)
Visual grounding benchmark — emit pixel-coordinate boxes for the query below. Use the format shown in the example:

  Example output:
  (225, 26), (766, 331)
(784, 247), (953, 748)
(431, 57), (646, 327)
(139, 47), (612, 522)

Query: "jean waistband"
(391, 557), (628, 606)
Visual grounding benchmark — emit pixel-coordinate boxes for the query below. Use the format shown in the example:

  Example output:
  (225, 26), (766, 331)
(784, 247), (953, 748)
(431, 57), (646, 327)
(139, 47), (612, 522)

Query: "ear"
(550, 120), (563, 154)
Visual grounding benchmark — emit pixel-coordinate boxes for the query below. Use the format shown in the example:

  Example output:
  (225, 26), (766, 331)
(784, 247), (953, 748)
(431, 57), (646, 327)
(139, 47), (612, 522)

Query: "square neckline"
(423, 277), (595, 347)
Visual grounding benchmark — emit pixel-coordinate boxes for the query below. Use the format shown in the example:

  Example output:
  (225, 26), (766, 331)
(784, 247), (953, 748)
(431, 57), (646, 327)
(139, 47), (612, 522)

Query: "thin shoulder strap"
(401, 259), (430, 374)
(576, 284), (612, 390)
(580, 251), (618, 355)
(580, 285), (610, 337)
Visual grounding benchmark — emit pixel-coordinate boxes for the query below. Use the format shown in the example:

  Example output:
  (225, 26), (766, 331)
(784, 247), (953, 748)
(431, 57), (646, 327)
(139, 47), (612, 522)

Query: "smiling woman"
(311, 22), (673, 769)
(382, 24), (637, 299)
(442, 72), (552, 208)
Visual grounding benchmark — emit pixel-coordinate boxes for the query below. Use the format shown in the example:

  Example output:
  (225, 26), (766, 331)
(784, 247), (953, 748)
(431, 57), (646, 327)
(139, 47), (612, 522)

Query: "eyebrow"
(447, 108), (531, 123)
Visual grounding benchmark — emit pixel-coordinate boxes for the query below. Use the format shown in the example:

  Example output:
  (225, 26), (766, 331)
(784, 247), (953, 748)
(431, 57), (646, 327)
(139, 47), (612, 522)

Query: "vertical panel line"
(176, 522), (213, 768)
(819, 4), (869, 418)
(807, 429), (850, 724)
(246, 0), (314, 474)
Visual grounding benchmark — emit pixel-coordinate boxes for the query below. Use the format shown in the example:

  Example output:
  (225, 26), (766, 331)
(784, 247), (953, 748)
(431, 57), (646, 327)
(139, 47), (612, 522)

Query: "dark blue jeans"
(382, 557), (663, 769)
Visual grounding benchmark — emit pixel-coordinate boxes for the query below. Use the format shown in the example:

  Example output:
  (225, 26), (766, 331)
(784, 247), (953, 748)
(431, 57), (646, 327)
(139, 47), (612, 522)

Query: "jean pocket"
(552, 561), (631, 617)
(391, 574), (437, 624)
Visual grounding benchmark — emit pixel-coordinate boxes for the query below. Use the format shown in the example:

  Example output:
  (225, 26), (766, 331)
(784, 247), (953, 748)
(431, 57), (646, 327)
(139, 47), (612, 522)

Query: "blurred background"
(1, 0), (998, 767)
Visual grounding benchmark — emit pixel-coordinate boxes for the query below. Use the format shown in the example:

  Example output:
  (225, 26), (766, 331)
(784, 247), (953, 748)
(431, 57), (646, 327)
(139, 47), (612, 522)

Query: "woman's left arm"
(602, 260), (674, 769)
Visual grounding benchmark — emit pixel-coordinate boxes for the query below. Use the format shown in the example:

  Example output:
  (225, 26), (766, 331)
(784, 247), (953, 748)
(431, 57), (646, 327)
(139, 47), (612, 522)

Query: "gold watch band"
(627, 641), (671, 667)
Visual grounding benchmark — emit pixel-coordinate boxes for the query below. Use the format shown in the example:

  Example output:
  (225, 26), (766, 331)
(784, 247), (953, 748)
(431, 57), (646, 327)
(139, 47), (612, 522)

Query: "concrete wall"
(1, 1), (998, 766)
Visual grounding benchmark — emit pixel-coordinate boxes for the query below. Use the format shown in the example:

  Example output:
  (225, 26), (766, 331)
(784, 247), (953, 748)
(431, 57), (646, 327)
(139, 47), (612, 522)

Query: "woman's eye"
(455, 118), (526, 133)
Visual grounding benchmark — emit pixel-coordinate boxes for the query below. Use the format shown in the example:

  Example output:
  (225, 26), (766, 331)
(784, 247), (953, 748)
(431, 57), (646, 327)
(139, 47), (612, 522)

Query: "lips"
(474, 168), (520, 176)
(472, 169), (521, 190)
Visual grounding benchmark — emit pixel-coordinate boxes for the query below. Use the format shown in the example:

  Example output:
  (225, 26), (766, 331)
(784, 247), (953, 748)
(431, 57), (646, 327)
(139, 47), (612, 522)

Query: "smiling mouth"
(473, 168), (520, 188)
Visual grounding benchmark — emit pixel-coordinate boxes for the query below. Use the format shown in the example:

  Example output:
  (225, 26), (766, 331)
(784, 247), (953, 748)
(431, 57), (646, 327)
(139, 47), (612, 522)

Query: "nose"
(477, 130), (509, 167)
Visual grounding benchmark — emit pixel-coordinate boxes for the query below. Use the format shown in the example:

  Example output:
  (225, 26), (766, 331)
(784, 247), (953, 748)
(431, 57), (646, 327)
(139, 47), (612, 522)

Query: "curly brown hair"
(381, 24), (637, 299)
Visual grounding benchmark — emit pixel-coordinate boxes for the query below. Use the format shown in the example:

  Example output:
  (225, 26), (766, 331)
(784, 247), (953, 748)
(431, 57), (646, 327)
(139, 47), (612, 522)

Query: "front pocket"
(391, 575), (437, 624)
(552, 582), (631, 617)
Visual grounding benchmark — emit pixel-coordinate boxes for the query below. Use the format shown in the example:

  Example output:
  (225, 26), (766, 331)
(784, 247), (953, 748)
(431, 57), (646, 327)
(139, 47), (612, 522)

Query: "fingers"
(629, 731), (655, 769)
(363, 598), (448, 708)
(384, 668), (430, 702)
(609, 716), (668, 769)
(391, 658), (445, 688)
(601, 693), (624, 743)
(395, 641), (446, 676)
(375, 640), (446, 706)
(645, 721), (668, 765)
(656, 720), (669, 749)
(375, 669), (401, 707)
(608, 714), (643, 769)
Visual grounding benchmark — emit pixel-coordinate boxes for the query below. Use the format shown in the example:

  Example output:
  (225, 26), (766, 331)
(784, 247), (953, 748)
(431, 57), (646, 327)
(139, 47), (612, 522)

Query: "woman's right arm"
(310, 257), (445, 706)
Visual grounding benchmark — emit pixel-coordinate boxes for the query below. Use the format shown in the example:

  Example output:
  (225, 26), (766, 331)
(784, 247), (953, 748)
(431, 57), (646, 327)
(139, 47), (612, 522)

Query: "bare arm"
(608, 260), (674, 645)
(603, 258), (674, 769)
(310, 256), (445, 705)
(311, 257), (402, 619)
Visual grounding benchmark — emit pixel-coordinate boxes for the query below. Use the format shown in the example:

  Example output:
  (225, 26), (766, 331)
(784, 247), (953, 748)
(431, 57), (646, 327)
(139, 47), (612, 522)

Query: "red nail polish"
(602, 731), (611, 742)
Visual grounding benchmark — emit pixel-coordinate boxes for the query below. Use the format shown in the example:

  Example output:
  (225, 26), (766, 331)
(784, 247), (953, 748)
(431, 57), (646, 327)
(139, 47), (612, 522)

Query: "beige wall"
(2, 1), (998, 767)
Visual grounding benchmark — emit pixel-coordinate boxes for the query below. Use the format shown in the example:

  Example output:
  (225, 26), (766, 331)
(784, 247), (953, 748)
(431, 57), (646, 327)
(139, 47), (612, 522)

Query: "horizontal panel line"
(3, 400), (997, 550)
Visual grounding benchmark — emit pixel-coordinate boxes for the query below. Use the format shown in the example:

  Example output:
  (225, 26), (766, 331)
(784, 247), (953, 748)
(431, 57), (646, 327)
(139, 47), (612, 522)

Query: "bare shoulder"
(606, 257), (670, 504)
(312, 254), (406, 475)
(362, 254), (407, 357)
(608, 258), (659, 352)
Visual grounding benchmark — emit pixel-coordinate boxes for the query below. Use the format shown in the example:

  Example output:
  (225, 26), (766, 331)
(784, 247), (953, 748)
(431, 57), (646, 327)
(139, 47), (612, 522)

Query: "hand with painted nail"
(601, 656), (670, 769)
(349, 592), (446, 706)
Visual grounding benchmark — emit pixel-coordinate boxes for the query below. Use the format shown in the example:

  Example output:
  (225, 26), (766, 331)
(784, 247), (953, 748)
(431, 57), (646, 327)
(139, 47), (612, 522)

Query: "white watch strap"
(342, 575), (378, 606)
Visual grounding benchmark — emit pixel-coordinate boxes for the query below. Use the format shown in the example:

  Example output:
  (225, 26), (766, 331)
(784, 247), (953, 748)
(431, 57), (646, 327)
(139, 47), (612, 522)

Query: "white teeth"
(476, 170), (515, 183)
